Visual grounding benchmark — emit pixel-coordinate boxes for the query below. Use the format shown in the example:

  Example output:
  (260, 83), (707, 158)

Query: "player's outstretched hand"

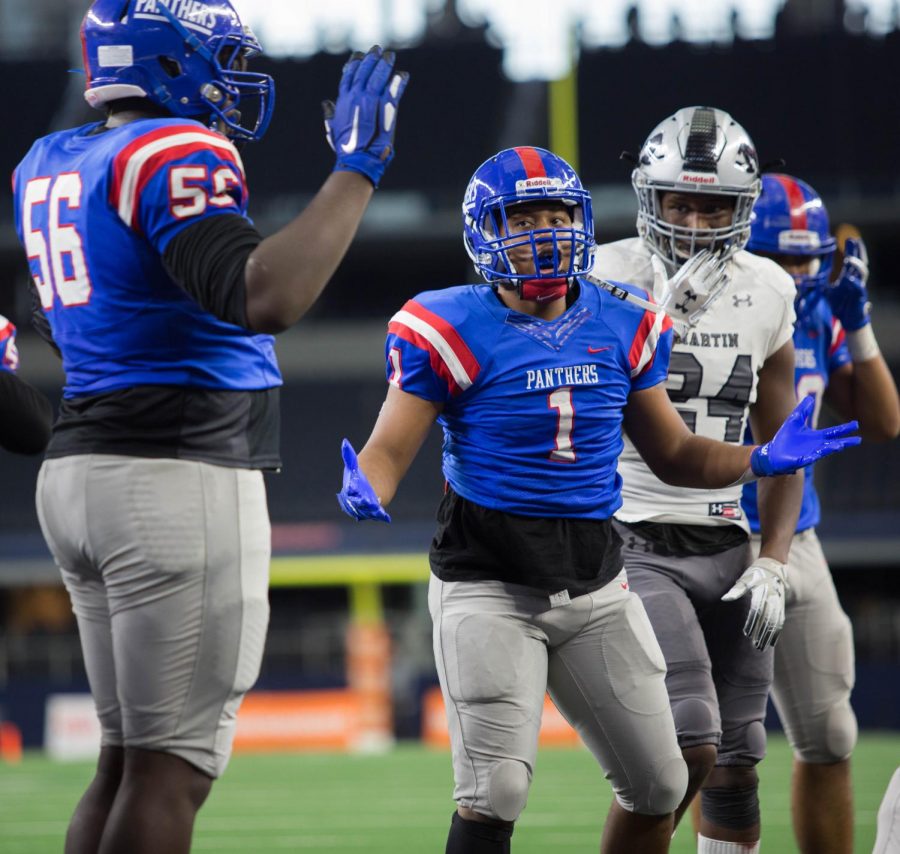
(336, 438), (391, 523)
(322, 46), (409, 188)
(721, 557), (786, 651)
(651, 250), (729, 329)
(827, 236), (871, 331)
(750, 395), (860, 477)
(0, 316), (20, 373)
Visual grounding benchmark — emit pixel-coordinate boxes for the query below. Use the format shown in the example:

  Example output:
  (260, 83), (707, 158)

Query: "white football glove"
(651, 250), (730, 330)
(721, 557), (787, 651)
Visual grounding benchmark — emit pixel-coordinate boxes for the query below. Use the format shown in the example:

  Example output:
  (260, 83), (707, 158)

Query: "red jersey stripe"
(388, 320), (465, 396)
(400, 300), (481, 382)
(629, 307), (659, 372)
(110, 124), (244, 215)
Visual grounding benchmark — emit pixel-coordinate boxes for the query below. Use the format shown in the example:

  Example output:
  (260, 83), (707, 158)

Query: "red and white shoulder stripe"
(829, 316), (846, 357)
(0, 315), (14, 341)
(110, 124), (245, 229)
(629, 302), (672, 378)
(388, 300), (480, 395)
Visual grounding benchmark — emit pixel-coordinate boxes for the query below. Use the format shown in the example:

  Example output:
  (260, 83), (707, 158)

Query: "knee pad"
(671, 695), (720, 746)
(719, 719), (766, 766)
(795, 701), (858, 764)
(637, 754), (689, 816)
(488, 760), (531, 822)
(701, 784), (760, 831)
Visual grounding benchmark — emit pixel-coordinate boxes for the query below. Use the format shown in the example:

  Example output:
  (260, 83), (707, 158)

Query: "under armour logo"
(732, 293), (753, 307)
(675, 289), (699, 313)
(626, 536), (652, 553)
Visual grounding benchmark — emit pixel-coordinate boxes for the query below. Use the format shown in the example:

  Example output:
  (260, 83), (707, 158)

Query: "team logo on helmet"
(133, 0), (219, 34)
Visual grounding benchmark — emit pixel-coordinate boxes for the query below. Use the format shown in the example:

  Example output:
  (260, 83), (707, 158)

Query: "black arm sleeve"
(0, 371), (53, 455)
(162, 213), (263, 329)
(29, 280), (61, 358)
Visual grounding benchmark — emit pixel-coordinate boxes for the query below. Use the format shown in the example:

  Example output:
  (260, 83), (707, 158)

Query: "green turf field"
(0, 733), (896, 852)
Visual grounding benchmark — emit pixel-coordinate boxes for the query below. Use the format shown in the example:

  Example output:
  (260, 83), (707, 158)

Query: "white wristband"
(847, 324), (880, 362)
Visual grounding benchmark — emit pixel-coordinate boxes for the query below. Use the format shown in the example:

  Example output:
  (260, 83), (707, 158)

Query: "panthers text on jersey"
(384, 280), (672, 519)
(742, 300), (850, 532)
(12, 117), (281, 398)
(593, 237), (796, 531)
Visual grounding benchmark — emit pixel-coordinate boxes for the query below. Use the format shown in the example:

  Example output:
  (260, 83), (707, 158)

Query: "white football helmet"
(632, 106), (762, 268)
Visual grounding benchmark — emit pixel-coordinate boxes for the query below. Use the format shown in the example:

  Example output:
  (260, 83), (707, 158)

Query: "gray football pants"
(36, 454), (271, 778)
(428, 571), (688, 822)
(615, 521), (773, 768)
(751, 530), (857, 764)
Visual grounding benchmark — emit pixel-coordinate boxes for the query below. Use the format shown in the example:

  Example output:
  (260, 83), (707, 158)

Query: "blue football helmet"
(81, 0), (275, 143)
(463, 147), (594, 296)
(748, 174), (836, 322)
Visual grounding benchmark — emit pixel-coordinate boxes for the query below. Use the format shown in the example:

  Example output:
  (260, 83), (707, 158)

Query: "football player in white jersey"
(593, 106), (804, 854)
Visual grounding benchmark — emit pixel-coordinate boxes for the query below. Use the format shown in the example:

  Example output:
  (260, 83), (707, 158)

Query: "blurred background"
(0, 0), (898, 752)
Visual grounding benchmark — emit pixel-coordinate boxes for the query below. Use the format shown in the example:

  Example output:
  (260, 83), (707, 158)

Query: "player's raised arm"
(244, 47), (409, 333)
(822, 236), (900, 441)
(624, 384), (859, 488)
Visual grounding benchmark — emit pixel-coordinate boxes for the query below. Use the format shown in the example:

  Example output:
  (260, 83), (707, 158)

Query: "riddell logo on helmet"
(516, 177), (563, 192)
(677, 172), (719, 185)
(779, 230), (821, 250)
(133, 0), (218, 34)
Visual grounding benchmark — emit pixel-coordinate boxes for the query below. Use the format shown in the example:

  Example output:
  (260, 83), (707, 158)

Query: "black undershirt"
(616, 519), (748, 557)
(40, 215), (281, 469)
(430, 486), (625, 596)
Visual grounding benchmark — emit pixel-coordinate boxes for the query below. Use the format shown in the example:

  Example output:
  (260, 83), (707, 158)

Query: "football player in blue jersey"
(336, 146), (859, 854)
(11, 1), (408, 852)
(743, 175), (900, 854)
(0, 315), (52, 455)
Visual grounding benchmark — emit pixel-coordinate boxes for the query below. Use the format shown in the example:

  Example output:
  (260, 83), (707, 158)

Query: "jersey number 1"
(23, 174), (91, 309)
(549, 387), (576, 463)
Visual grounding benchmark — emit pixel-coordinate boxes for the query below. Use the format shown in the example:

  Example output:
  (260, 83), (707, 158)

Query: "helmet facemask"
(634, 174), (760, 269)
(152, 5), (275, 142)
(471, 198), (593, 300)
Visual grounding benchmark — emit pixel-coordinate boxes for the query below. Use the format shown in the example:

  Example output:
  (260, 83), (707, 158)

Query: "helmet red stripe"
(80, 14), (91, 88)
(773, 174), (808, 230)
(513, 147), (547, 179)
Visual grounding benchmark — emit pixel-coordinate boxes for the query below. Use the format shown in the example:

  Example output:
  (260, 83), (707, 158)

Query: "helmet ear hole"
(157, 56), (182, 79)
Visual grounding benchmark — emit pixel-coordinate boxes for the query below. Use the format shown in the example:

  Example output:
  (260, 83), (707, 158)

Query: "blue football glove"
(826, 236), (871, 331)
(750, 395), (860, 477)
(0, 316), (19, 373)
(322, 46), (409, 188)
(336, 438), (391, 523)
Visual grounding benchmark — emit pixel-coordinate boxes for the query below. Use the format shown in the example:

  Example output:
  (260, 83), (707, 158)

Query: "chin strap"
(519, 277), (568, 302)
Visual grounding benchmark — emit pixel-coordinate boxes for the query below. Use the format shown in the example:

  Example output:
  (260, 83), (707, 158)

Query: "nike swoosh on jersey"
(588, 345), (611, 353)
(341, 107), (360, 153)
